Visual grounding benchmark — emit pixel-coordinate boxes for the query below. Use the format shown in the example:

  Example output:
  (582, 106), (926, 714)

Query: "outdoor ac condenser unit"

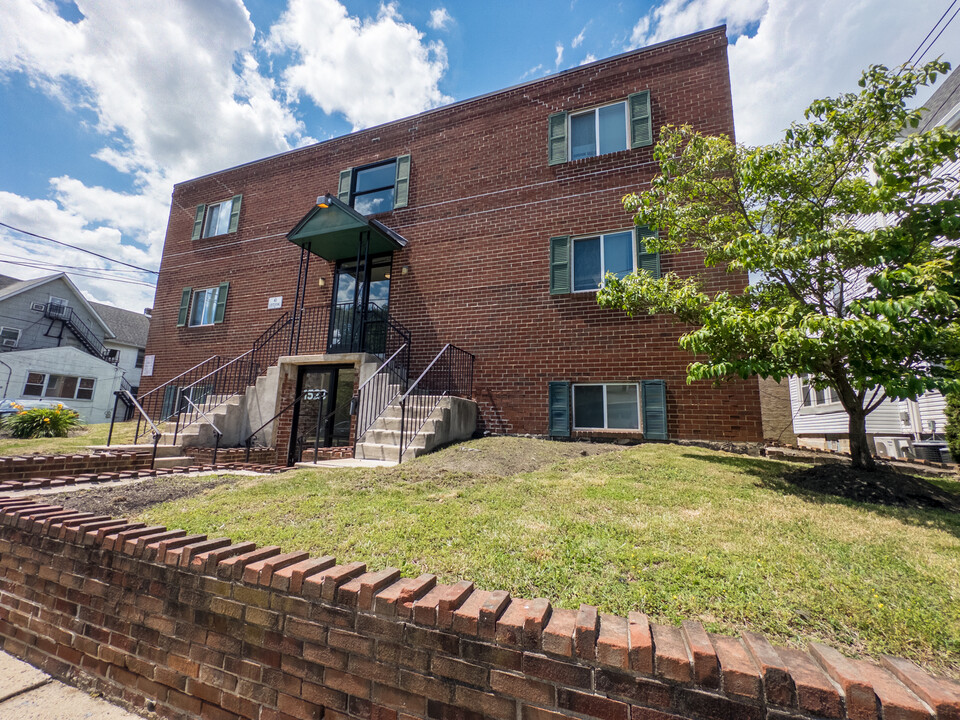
(874, 437), (912, 459)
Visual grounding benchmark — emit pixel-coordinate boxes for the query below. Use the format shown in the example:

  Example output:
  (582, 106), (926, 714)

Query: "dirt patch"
(782, 464), (960, 512)
(45, 476), (233, 516)
(410, 436), (626, 477)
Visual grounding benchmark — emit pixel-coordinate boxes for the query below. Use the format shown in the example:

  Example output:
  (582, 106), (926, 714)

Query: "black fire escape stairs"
(45, 303), (135, 414)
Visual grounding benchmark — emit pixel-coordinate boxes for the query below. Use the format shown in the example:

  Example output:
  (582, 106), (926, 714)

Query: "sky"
(0, 0), (958, 313)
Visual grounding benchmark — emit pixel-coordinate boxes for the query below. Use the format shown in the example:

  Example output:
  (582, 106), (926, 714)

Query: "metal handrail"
(182, 348), (254, 391)
(356, 343), (408, 395)
(107, 389), (162, 469)
(397, 344), (475, 464)
(354, 343), (409, 443)
(138, 356), (220, 401)
(180, 395), (223, 465)
(243, 389), (310, 462)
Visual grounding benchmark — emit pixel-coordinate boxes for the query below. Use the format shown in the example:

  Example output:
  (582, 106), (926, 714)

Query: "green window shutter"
(641, 380), (668, 440)
(227, 194), (242, 233)
(636, 226), (661, 279)
(191, 205), (206, 240)
(213, 281), (230, 324)
(338, 169), (353, 204)
(393, 155), (411, 209)
(549, 236), (571, 295)
(548, 112), (568, 165)
(176, 287), (192, 327)
(629, 91), (653, 148)
(548, 381), (571, 437)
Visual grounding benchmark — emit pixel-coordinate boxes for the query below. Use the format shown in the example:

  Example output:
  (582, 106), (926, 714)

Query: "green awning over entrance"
(286, 193), (408, 261)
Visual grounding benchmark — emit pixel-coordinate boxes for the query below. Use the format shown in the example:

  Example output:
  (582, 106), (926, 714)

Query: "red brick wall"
(144, 27), (762, 443)
(1, 495), (957, 720)
(0, 452), (152, 483)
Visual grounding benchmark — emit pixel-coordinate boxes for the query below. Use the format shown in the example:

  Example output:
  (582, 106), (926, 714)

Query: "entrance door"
(288, 365), (357, 463)
(329, 254), (391, 354)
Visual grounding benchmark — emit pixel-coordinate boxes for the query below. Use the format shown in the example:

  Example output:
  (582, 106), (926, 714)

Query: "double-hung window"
(191, 195), (243, 240)
(23, 372), (95, 400)
(570, 102), (628, 160)
(176, 282), (230, 327)
(573, 384), (641, 430)
(548, 91), (652, 165)
(337, 155), (411, 214)
(799, 375), (840, 408)
(572, 230), (634, 292)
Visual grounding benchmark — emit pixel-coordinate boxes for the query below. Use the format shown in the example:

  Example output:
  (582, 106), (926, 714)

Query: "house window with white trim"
(572, 230), (635, 292)
(0, 326), (20, 348)
(202, 200), (234, 238)
(800, 375), (840, 408)
(22, 373), (96, 400)
(570, 102), (629, 160)
(190, 287), (222, 326)
(573, 383), (640, 430)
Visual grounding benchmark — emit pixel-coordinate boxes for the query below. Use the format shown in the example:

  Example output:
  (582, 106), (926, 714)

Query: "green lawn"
(0, 421), (138, 456)
(138, 438), (959, 677)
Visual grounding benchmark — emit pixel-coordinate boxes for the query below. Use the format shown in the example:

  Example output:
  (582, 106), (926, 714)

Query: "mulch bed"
(782, 463), (960, 512)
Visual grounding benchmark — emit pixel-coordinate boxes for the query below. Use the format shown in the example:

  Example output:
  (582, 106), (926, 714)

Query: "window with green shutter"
(194, 195), (242, 239)
(185, 284), (229, 327)
(548, 381), (571, 437)
(338, 155), (411, 214)
(548, 112), (568, 165)
(176, 287), (192, 327)
(641, 380), (668, 440)
(628, 91), (653, 148)
(548, 93), (653, 165)
(549, 236), (571, 295)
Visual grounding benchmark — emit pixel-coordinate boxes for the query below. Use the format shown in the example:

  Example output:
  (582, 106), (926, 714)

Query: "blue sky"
(1, 0), (958, 311)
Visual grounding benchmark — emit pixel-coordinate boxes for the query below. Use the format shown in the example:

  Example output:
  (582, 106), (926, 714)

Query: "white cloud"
(266, 0), (451, 130)
(429, 7), (452, 30)
(579, 54), (597, 66)
(572, 25), (587, 48)
(631, 0), (960, 145)
(555, 43), (564, 68)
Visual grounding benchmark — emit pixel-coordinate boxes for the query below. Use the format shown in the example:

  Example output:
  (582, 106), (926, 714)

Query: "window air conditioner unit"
(31, 302), (45, 311)
(1, 339), (17, 348)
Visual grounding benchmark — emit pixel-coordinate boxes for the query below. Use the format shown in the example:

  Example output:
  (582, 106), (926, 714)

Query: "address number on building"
(304, 390), (326, 401)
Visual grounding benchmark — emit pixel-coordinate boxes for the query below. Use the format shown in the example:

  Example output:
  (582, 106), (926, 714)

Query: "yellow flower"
(43, 417), (50, 423)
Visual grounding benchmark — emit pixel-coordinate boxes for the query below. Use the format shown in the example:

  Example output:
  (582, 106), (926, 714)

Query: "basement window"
(23, 372), (96, 400)
(573, 383), (640, 430)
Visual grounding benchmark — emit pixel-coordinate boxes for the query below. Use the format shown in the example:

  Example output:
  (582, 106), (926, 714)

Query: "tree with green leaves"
(598, 61), (960, 471)
(946, 392), (960, 463)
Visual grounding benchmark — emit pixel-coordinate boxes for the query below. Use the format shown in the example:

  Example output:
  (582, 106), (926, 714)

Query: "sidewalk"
(0, 650), (142, 720)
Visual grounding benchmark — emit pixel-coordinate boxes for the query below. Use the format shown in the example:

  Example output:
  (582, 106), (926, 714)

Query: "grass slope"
(138, 438), (959, 676)
(0, 421), (137, 456)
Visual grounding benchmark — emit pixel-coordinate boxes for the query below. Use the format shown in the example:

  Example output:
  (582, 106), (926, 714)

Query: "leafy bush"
(946, 392), (960, 463)
(0, 404), (83, 438)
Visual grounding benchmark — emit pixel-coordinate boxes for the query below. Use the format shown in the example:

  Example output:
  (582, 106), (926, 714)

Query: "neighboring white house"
(789, 68), (959, 459)
(0, 272), (151, 424)
(0, 346), (125, 424)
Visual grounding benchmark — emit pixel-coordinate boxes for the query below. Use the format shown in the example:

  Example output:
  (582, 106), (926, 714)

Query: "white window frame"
(201, 199), (233, 238)
(0, 326), (20, 348)
(48, 295), (68, 309)
(571, 229), (636, 293)
(22, 372), (96, 401)
(572, 383), (641, 430)
(189, 286), (221, 327)
(569, 101), (629, 160)
(799, 375), (841, 409)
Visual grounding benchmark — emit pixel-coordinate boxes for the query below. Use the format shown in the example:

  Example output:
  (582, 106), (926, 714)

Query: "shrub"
(0, 404), (83, 438)
(947, 392), (960, 463)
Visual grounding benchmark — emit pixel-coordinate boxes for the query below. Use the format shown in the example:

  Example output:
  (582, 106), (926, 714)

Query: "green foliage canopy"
(599, 62), (960, 420)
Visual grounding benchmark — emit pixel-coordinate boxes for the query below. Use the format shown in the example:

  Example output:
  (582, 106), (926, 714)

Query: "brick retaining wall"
(0, 452), (153, 483)
(0, 495), (957, 720)
(183, 448), (279, 465)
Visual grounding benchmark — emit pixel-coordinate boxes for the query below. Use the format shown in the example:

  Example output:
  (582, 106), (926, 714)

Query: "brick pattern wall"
(143, 27), (763, 444)
(0, 452), (153, 483)
(300, 447), (354, 462)
(1, 495), (957, 720)
(183, 448), (278, 465)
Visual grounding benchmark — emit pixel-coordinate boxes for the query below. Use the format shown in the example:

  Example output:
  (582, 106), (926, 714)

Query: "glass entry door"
(328, 254), (391, 354)
(288, 364), (356, 463)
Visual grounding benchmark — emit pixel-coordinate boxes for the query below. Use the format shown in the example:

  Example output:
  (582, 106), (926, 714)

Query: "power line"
(913, 2), (960, 66)
(906, 0), (957, 65)
(0, 259), (156, 288)
(0, 252), (150, 275)
(0, 221), (159, 275)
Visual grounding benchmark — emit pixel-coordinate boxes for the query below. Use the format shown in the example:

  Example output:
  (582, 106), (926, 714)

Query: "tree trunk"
(848, 408), (876, 471)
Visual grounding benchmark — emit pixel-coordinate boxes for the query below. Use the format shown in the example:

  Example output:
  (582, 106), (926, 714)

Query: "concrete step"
(378, 403), (448, 421)
(153, 455), (200, 469)
(86, 444), (182, 458)
(368, 416), (441, 433)
(363, 428), (432, 448)
(354, 442), (423, 462)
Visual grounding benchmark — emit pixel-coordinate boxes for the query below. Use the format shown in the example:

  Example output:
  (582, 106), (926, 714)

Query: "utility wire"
(0, 221), (159, 275)
(0, 252), (150, 275)
(0, 259), (156, 287)
(913, 2), (960, 66)
(906, 0), (957, 65)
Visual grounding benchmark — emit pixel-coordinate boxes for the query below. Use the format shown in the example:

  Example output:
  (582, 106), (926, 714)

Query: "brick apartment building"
(141, 25), (763, 462)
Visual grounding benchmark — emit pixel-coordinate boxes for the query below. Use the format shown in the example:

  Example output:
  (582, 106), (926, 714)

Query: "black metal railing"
(396, 344), (474, 463)
(45, 303), (118, 364)
(244, 388), (311, 463)
(251, 310), (294, 383)
(107, 389), (162, 469)
(133, 356), (221, 443)
(354, 343), (410, 443)
(172, 349), (257, 443)
(117, 376), (136, 421)
(180, 395), (223, 464)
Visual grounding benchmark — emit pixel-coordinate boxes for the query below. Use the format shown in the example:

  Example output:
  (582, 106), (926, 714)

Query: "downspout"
(0, 358), (11, 398)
